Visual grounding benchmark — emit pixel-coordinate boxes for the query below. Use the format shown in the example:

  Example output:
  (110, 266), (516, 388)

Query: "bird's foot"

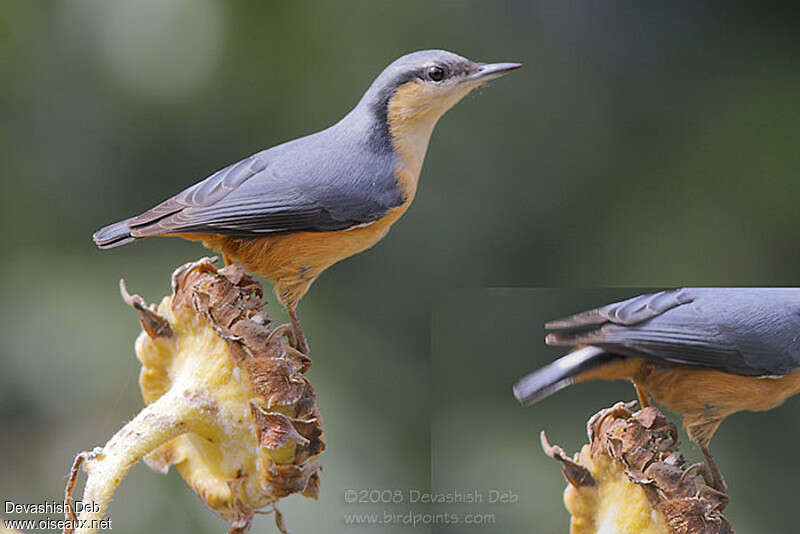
(266, 323), (297, 348)
(287, 308), (310, 355)
(701, 445), (728, 495)
(680, 449), (729, 510)
(587, 401), (637, 442)
(265, 322), (311, 366)
(680, 461), (713, 487)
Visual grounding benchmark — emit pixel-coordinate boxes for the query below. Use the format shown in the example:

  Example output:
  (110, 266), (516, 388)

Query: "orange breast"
(178, 202), (410, 309)
(574, 357), (800, 446)
(639, 362), (800, 445)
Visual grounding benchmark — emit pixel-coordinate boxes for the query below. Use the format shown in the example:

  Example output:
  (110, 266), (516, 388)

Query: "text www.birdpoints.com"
(341, 489), (517, 527)
(343, 510), (496, 527)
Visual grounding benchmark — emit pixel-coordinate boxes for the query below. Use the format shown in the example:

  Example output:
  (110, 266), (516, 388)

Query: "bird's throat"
(388, 117), (436, 200)
(385, 80), (475, 200)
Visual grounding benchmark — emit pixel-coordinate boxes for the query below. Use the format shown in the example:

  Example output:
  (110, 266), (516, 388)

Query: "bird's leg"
(701, 445), (728, 494)
(633, 381), (651, 409)
(288, 307), (310, 355)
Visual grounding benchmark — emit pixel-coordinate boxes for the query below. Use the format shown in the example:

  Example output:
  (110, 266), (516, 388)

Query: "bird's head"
(360, 49), (521, 131)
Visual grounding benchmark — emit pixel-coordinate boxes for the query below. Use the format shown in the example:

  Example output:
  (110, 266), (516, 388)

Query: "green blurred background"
(0, 1), (798, 532)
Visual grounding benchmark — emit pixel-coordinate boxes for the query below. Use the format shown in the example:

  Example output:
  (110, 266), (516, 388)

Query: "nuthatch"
(513, 288), (800, 495)
(93, 50), (520, 353)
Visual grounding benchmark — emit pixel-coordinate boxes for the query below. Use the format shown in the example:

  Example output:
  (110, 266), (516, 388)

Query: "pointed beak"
(469, 62), (522, 82)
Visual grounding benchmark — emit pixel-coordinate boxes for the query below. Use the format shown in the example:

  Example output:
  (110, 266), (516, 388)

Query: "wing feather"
(95, 143), (401, 247)
(94, 122), (402, 248)
(545, 289), (800, 376)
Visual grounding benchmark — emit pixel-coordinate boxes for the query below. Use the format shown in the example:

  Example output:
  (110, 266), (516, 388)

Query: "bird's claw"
(680, 461), (712, 487)
(680, 454), (729, 510)
(266, 321), (310, 355)
(587, 401), (637, 441)
(266, 323), (298, 348)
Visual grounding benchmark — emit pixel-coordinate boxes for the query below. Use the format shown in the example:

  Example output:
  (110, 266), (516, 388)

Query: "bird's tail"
(93, 219), (136, 249)
(513, 346), (619, 406)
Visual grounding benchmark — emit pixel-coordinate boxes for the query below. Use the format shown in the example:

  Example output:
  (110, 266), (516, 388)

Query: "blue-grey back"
(220, 114), (402, 222)
(546, 288), (800, 376)
(110, 107), (403, 239)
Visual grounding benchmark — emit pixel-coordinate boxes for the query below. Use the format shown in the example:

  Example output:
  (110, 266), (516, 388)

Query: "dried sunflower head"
(542, 402), (731, 534)
(127, 258), (324, 531)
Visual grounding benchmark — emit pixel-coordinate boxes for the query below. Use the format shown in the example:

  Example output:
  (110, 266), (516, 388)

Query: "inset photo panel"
(432, 288), (800, 534)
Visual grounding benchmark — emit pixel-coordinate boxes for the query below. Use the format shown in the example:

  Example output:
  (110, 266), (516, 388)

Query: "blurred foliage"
(1, 1), (799, 532)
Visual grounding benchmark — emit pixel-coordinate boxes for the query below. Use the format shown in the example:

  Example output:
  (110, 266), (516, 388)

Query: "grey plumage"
(545, 288), (800, 376)
(93, 50), (477, 249)
(513, 346), (619, 406)
(514, 288), (800, 406)
(93, 111), (401, 248)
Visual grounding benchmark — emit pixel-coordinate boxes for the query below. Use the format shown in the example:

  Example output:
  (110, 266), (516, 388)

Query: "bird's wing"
(545, 289), (694, 329)
(95, 141), (402, 245)
(545, 289), (800, 377)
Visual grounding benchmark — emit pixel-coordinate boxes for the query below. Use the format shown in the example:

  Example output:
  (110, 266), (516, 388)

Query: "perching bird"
(513, 288), (800, 494)
(93, 50), (520, 353)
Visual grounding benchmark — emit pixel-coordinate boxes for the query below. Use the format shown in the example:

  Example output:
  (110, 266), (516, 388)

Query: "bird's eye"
(427, 65), (445, 82)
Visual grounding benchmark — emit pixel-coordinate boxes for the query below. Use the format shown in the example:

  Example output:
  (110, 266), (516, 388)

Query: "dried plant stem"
(70, 386), (203, 534)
